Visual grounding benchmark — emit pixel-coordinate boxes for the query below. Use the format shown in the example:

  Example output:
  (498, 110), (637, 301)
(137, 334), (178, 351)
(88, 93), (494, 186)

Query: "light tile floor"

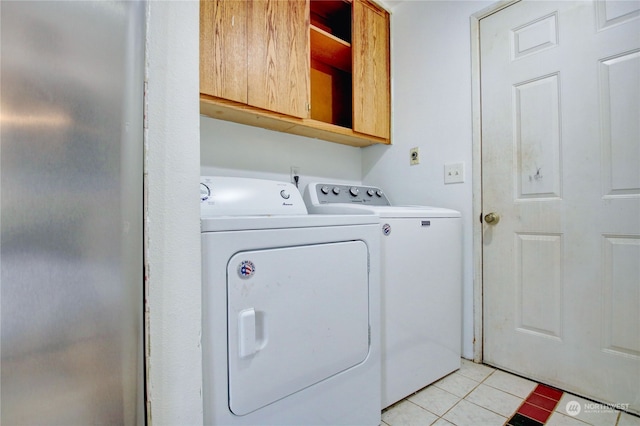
(381, 359), (640, 426)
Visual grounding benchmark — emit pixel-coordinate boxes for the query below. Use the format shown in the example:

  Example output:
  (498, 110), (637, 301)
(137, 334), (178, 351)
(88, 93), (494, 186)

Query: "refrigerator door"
(1, 1), (145, 424)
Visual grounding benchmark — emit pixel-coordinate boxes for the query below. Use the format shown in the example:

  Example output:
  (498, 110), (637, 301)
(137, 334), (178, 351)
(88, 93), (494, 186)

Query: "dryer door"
(227, 241), (370, 416)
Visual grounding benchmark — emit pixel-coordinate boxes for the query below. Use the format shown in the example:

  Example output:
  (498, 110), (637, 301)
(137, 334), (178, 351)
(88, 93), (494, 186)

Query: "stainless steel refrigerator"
(1, 1), (145, 424)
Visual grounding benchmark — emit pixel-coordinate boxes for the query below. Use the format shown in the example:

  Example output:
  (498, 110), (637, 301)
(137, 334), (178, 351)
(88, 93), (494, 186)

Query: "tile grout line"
(432, 367), (504, 424)
(408, 371), (486, 424)
(463, 368), (522, 421)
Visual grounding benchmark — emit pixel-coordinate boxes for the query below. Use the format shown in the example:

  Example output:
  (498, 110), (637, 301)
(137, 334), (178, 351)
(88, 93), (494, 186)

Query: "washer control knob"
(321, 186), (330, 195)
(200, 183), (211, 201)
(280, 190), (290, 199)
(332, 187), (341, 195)
(366, 189), (375, 197)
(349, 187), (359, 197)
(375, 189), (384, 197)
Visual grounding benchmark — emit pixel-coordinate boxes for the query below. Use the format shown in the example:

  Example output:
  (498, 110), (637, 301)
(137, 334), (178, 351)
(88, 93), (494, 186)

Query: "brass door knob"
(484, 212), (500, 225)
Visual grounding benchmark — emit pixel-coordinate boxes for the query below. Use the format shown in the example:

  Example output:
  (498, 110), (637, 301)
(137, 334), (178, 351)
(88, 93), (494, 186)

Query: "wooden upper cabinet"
(248, 1), (310, 119)
(200, 0), (309, 118)
(199, 0), (391, 147)
(352, 0), (390, 140)
(200, 0), (247, 103)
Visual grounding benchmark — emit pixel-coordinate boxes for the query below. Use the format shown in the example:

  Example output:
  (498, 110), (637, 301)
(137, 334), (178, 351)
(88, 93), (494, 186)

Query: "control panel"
(308, 183), (391, 206)
(200, 176), (308, 217)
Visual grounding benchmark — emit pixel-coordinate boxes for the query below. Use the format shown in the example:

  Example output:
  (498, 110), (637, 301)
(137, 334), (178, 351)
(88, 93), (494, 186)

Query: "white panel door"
(227, 241), (370, 416)
(481, 0), (640, 412)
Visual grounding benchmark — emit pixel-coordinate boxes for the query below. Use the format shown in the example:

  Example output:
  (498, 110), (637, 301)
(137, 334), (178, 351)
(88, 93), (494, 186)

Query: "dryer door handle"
(238, 308), (257, 358)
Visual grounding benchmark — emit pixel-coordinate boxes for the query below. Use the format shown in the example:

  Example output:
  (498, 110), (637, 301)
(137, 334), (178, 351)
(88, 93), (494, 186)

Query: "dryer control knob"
(332, 187), (341, 195)
(349, 187), (359, 197)
(375, 190), (383, 197)
(366, 189), (375, 197)
(280, 190), (290, 199)
(321, 186), (330, 195)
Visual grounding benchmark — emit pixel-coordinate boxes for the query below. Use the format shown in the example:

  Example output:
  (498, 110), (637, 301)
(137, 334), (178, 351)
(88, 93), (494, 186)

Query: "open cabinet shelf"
(310, 25), (352, 73)
(309, 0), (353, 129)
(310, 0), (352, 42)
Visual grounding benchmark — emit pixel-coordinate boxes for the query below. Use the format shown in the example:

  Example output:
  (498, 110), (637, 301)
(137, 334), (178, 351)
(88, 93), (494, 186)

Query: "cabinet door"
(353, 0), (390, 139)
(248, 0), (310, 119)
(200, 0), (248, 103)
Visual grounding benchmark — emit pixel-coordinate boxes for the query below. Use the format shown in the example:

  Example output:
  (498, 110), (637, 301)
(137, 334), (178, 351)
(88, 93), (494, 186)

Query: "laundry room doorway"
(474, 0), (640, 413)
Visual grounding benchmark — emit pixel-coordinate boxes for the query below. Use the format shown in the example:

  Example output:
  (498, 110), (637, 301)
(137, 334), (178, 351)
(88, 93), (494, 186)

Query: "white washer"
(304, 183), (462, 409)
(200, 177), (381, 425)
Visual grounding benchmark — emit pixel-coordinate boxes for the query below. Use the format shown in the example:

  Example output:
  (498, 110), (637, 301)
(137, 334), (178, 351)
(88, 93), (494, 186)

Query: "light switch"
(444, 162), (464, 184)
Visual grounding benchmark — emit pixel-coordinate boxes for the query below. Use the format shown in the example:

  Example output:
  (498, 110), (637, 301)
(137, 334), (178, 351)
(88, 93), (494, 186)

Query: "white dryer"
(304, 183), (462, 409)
(200, 177), (381, 425)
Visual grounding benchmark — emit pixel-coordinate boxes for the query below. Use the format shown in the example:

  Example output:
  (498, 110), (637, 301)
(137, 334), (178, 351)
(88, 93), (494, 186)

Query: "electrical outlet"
(290, 166), (300, 186)
(444, 162), (464, 184)
(410, 147), (420, 165)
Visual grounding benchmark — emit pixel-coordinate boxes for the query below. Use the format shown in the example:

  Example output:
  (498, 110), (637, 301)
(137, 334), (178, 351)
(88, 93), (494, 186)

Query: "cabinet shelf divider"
(310, 25), (352, 73)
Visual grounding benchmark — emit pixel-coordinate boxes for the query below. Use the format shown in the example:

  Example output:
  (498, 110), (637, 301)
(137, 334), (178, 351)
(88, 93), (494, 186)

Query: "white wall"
(363, 0), (493, 359)
(146, 1), (202, 424)
(200, 117), (363, 188)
